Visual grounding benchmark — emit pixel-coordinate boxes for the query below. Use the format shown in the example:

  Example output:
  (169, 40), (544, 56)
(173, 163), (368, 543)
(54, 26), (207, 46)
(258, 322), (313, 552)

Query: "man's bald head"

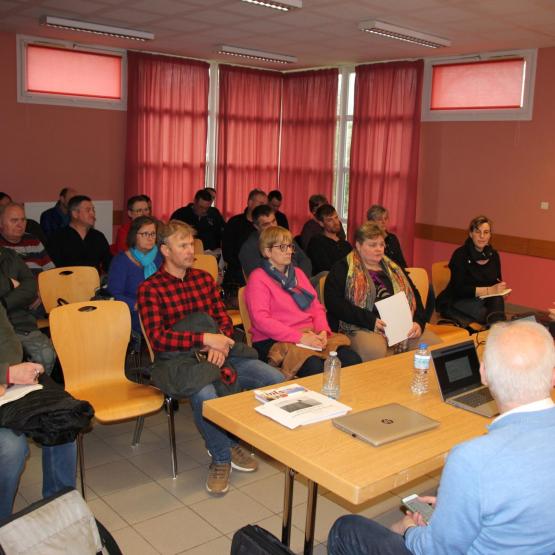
(482, 321), (555, 409)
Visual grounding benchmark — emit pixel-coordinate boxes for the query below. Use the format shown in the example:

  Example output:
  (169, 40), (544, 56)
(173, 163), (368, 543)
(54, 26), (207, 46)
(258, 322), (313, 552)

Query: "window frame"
(17, 34), (127, 111)
(421, 49), (537, 122)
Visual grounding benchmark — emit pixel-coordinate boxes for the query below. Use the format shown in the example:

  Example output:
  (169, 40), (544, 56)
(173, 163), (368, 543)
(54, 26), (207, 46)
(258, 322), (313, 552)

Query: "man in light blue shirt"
(328, 320), (555, 555)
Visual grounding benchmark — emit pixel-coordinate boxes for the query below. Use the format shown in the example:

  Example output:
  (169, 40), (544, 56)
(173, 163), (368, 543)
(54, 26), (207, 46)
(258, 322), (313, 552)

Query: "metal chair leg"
(77, 432), (86, 500)
(304, 480), (318, 555)
(165, 396), (178, 478)
(132, 416), (145, 446)
(282, 467), (296, 546)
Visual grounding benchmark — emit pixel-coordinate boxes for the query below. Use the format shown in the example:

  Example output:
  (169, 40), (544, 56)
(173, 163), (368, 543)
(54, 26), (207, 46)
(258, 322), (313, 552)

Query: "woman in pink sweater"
(245, 226), (360, 377)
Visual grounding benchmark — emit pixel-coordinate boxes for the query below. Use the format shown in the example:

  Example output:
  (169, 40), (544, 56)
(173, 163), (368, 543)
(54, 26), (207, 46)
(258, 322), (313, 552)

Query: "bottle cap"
(418, 343), (427, 349)
(329, 351), (337, 356)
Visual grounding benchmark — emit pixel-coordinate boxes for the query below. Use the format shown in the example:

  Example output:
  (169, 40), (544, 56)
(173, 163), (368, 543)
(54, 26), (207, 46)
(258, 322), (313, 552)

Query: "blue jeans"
(0, 427), (77, 519)
(191, 357), (283, 465)
(229, 356), (284, 389)
(328, 515), (412, 555)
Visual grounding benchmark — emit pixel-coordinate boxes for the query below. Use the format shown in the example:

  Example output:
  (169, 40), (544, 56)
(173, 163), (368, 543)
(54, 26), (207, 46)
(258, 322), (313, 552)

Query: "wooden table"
(204, 340), (490, 554)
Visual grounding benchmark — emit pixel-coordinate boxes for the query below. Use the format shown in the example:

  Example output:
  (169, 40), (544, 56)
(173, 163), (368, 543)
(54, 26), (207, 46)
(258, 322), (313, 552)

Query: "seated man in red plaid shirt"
(138, 220), (283, 496)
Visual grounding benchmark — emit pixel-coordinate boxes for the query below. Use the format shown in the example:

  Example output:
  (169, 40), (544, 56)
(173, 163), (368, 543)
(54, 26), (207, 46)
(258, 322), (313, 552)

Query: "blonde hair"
(355, 221), (385, 244)
(158, 219), (196, 245)
(259, 226), (292, 256)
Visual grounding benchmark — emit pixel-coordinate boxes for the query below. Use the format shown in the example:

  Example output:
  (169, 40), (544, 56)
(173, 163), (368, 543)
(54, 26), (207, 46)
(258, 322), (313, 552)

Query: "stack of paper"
(255, 390), (351, 429)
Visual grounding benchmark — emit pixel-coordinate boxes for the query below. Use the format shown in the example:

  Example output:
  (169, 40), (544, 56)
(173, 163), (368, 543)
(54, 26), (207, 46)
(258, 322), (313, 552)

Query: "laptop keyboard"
(456, 388), (493, 407)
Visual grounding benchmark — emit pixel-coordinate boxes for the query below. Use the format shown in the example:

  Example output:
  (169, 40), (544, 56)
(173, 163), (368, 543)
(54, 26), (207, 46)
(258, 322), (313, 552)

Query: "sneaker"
(230, 445), (258, 472)
(206, 462), (231, 495)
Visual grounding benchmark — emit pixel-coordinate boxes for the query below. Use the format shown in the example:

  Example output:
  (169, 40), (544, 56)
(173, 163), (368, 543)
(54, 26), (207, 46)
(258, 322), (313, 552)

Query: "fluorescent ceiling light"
(240, 0), (302, 11)
(359, 20), (450, 49)
(40, 16), (154, 41)
(217, 45), (297, 64)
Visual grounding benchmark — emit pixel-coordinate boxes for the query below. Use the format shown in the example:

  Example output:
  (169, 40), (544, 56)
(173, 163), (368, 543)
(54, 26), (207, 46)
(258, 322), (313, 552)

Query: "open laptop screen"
(432, 341), (482, 398)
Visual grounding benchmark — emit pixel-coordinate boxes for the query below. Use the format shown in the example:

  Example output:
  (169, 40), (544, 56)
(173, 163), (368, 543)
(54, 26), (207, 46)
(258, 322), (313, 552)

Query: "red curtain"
(125, 52), (209, 220)
(217, 65), (282, 219)
(279, 69), (338, 234)
(348, 60), (423, 264)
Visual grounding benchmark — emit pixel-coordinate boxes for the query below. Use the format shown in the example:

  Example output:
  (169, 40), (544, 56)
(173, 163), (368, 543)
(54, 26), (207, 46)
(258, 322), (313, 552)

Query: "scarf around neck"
(261, 259), (314, 311)
(131, 246), (159, 279)
(464, 237), (494, 263)
(339, 250), (416, 334)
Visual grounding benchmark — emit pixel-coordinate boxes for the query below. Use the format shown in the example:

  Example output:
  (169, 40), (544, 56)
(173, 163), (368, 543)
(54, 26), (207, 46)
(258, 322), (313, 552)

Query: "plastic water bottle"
(411, 343), (430, 395)
(322, 351), (341, 399)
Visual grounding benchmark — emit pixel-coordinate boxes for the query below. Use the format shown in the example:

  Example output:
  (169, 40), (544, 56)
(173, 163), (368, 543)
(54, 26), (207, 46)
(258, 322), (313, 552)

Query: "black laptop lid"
(431, 341), (482, 399)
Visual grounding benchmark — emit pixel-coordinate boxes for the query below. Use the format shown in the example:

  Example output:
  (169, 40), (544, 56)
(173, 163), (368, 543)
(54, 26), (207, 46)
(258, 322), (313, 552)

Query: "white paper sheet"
(375, 291), (413, 347)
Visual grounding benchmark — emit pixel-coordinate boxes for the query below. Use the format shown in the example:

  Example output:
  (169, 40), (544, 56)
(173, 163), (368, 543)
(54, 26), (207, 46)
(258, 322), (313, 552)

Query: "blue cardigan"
(107, 250), (162, 333)
(406, 407), (555, 554)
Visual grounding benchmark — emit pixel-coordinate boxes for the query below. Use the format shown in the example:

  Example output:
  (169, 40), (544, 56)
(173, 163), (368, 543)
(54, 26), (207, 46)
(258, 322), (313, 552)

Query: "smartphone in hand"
(402, 494), (434, 523)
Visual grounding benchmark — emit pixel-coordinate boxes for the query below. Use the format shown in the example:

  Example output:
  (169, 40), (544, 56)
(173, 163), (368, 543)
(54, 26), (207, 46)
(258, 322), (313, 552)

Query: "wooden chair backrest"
(192, 254), (218, 281)
(139, 314), (155, 363)
(318, 273), (328, 307)
(431, 261), (450, 296)
(237, 287), (252, 346)
(49, 301), (130, 392)
(193, 238), (204, 254)
(406, 267), (429, 302)
(39, 266), (100, 314)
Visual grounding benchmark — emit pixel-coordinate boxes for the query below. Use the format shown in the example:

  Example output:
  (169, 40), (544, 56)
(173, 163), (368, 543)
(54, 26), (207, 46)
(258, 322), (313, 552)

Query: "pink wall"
(0, 32), (126, 209)
(414, 46), (555, 310)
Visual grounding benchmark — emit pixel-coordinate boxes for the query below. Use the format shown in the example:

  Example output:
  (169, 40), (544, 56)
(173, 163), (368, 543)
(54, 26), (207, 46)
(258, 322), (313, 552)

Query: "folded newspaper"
(255, 389), (351, 429)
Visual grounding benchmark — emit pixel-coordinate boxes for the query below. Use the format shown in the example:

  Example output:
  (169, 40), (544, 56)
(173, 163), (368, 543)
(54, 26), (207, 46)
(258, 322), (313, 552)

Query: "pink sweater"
(245, 267), (331, 344)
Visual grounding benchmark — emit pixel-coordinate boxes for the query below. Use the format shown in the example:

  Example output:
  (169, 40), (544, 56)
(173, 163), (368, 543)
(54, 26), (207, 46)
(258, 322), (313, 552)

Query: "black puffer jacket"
(0, 387), (94, 445)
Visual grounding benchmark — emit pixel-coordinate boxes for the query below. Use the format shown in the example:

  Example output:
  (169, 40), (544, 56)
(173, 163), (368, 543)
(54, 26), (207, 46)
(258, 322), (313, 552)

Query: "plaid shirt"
(137, 266), (232, 353)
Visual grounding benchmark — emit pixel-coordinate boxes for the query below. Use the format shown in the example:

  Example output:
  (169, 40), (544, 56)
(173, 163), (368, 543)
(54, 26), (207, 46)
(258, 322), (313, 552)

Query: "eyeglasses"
(271, 243), (295, 253)
(137, 231), (156, 238)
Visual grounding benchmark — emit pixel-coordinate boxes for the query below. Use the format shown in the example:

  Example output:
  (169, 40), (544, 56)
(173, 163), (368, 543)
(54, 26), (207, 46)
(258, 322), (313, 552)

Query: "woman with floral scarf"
(324, 222), (438, 361)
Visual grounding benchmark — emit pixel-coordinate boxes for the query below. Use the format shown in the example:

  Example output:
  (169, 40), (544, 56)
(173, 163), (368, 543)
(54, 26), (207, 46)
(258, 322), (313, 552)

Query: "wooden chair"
(431, 260), (451, 299)
(49, 301), (166, 495)
(237, 287), (252, 346)
(39, 266), (100, 314)
(406, 267), (469, 342)
(430, 261), (485, 333)
(193, 238), (204, 254)
(193, 254), (242, 327)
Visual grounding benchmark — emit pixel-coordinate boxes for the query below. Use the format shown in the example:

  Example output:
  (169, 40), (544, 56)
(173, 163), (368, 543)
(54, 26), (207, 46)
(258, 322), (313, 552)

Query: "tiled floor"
(14, 404), (439, 554)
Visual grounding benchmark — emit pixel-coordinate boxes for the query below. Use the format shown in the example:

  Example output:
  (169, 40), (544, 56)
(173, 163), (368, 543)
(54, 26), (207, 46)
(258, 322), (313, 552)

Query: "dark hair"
(127, 195), (149, 211)
(205, 187), (216, 195)
(309, 194), (327, 213)
(315, 203), (336, 222)
(469, 215), (492, 233)
(252, 204), (274, 223)
(68, 195), (91, 213)
(268, 190), (282, 202)
(59, 187), (71, 197)
(248, 188), (266, 202)
(194, 189), (213, 203)
(0, 192), (12, 203)
(127, 216), (158, 248)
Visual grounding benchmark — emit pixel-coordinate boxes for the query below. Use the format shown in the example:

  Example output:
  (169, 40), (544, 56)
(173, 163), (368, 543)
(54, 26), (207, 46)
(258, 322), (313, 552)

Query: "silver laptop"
(431, 340), (499, 418)
(332, 403), (439, 447)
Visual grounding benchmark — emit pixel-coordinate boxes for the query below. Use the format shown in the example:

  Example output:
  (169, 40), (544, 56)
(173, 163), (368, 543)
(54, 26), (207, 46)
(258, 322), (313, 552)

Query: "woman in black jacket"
(324, 222), (438, 361)
(437, 215), (508, 325)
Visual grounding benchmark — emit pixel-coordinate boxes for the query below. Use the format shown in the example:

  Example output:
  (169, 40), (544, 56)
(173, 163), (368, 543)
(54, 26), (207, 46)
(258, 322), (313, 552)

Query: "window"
(18, 35), (126, 110)
(334, 68), (355, 226)
(422, 49), (536, 121)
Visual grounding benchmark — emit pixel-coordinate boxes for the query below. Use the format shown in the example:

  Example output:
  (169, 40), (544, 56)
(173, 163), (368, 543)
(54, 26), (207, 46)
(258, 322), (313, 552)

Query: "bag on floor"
(0, 488), (121, 555)
(231, 524), (295, 555)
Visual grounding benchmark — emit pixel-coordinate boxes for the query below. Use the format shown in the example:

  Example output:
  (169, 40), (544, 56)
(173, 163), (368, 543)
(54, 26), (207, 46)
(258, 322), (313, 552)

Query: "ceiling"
(2, 0), (555, 69)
